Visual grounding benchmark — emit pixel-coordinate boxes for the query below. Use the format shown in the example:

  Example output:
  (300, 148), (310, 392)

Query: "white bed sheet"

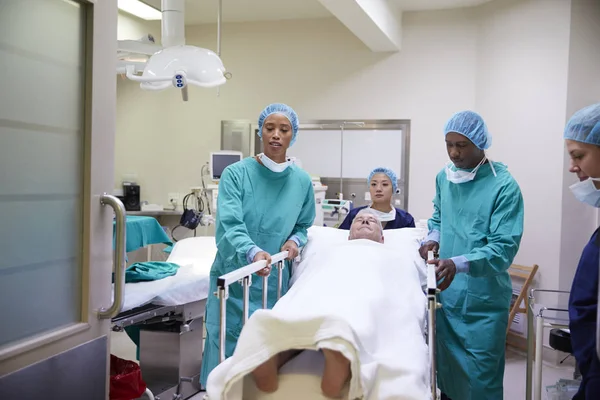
(118, 236), (217, 312)
(207, 239), (430, 400)
(293, 226), (428, 290)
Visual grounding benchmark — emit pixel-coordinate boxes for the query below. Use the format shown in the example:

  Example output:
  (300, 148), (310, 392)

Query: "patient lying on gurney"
(206, 209), (429, 400)
(252, 210), (385, 398)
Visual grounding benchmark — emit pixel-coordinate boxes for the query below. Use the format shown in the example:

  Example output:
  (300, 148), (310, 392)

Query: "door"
(0, 0), (118, 399)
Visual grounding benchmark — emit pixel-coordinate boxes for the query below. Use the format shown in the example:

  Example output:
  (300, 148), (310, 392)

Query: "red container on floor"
(109, 354), (147, 400)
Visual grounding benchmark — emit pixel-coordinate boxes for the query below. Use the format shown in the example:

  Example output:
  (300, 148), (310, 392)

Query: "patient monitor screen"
(211, 153), (242, 180)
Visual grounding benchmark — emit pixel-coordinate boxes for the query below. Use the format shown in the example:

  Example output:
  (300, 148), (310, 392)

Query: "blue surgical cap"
(257, 103), (299, 146)
(444, 110), (492, 150)
(368, 167), (398, 193)
(564, 103), (600, 146)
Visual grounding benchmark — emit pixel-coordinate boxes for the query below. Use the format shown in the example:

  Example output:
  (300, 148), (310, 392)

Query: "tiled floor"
(111, 331), (577, 400)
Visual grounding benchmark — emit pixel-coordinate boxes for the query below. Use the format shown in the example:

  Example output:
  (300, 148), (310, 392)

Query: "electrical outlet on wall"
(168, 193), (180, 208)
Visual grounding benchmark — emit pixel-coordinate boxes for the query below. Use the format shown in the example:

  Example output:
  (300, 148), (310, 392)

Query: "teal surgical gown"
(428, 162), (524, 400)
(200, 157), (315, 387)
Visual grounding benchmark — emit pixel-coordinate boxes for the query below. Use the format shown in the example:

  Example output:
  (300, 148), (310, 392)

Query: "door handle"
(98, 194), (127, 319)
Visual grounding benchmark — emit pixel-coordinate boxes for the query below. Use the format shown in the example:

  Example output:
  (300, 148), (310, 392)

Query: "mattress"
(118, 236), (217, 312)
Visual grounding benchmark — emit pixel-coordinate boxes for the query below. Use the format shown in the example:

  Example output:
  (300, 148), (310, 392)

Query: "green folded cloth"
(125, 261), (180, 283)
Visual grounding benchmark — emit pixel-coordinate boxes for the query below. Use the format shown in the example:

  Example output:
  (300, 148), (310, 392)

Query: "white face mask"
(445, 157), (487, 184)
(259, 153), (291, 173)
(369, 206), (396, 222)
(570, 178), (600, 208)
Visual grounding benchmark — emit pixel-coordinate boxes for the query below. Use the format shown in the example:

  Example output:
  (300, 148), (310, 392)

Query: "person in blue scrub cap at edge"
(200, 103), (316, 388)
(338, 167), (415, 230)
(418, 110), (525, 400)
(563, 103), (600, 399)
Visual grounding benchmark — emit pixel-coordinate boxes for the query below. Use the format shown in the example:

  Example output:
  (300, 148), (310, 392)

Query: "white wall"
(475, 0), (573, 302)
(559, 0), (600, 291)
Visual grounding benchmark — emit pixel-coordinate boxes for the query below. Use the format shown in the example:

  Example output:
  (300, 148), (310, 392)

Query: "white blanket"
(206, 239), (430, 400)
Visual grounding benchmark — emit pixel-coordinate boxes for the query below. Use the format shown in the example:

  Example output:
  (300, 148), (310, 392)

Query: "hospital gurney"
(111, 236), (217, 400)
(202, 246), (442, 400)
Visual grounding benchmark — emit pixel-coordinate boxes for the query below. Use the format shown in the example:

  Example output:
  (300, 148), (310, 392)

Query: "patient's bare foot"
(252, 355), (279, 393)
(252, 350), (301, 393)
(321, 349), (351, 398)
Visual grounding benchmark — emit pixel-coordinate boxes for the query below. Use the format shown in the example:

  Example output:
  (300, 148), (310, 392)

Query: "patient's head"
(348, 209), (384, 243)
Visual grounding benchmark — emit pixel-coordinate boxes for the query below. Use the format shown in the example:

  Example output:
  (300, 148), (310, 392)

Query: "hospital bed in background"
(111, 236), (218, 400)
(203, 227), (441, 400)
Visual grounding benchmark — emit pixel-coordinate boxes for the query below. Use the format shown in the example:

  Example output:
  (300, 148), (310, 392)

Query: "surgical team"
(200, 102), (600, 400)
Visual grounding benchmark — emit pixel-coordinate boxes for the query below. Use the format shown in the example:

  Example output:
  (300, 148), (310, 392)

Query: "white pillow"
(293, 227), (428, 289)
(300, 226), (348, 260)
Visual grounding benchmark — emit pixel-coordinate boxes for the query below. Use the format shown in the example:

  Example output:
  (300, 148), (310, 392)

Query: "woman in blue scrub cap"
(564, 103), (600, 400)
(200, 103), (316, 389)
(338, 167), (415, 230)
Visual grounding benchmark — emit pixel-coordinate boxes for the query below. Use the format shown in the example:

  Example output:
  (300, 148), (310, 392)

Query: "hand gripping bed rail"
(215, 251), (289, 363)
(427, 250), (441, 400)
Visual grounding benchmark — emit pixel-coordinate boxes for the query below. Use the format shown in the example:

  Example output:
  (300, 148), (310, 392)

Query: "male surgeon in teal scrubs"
(200, 103), (316, 388)
(419, 111), (524, 400)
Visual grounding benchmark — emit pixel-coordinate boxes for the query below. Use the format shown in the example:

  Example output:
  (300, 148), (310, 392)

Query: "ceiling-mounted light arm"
(117, 39), (161, 56)
(216, 0), (224, 97)
(217, 0), (222, 56)
(162, 0), (185, 47)
(117, 61), (146, 75)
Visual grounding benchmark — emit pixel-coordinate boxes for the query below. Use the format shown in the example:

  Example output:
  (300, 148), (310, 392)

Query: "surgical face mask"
(445, 157), (487, 184)
(570, 177), (600, 207)
(369, 206), (395, 222)
(259, 153), (291, 173)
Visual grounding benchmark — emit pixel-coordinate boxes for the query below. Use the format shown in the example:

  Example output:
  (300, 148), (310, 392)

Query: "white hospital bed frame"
(524, 260), (600, 400)
(111, 300), (206, 400)
(525, 289), (571, 400)
(203, 250), (442, 400)
(106, 224), (208, 400)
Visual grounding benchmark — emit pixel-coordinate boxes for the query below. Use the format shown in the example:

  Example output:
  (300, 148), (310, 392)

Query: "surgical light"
(117, 0), (230, 101)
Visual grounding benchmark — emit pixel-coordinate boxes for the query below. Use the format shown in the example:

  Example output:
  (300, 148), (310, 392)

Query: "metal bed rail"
(427, 251), (442, 400)
(211, 249), (441, 399)
(526, 289), (571, 400)
(215, 250), (290, 363)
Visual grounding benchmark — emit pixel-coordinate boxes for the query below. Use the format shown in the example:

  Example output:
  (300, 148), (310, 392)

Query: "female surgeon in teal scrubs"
(563, 103), (600, 399)
(200, 103), (316, 387)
